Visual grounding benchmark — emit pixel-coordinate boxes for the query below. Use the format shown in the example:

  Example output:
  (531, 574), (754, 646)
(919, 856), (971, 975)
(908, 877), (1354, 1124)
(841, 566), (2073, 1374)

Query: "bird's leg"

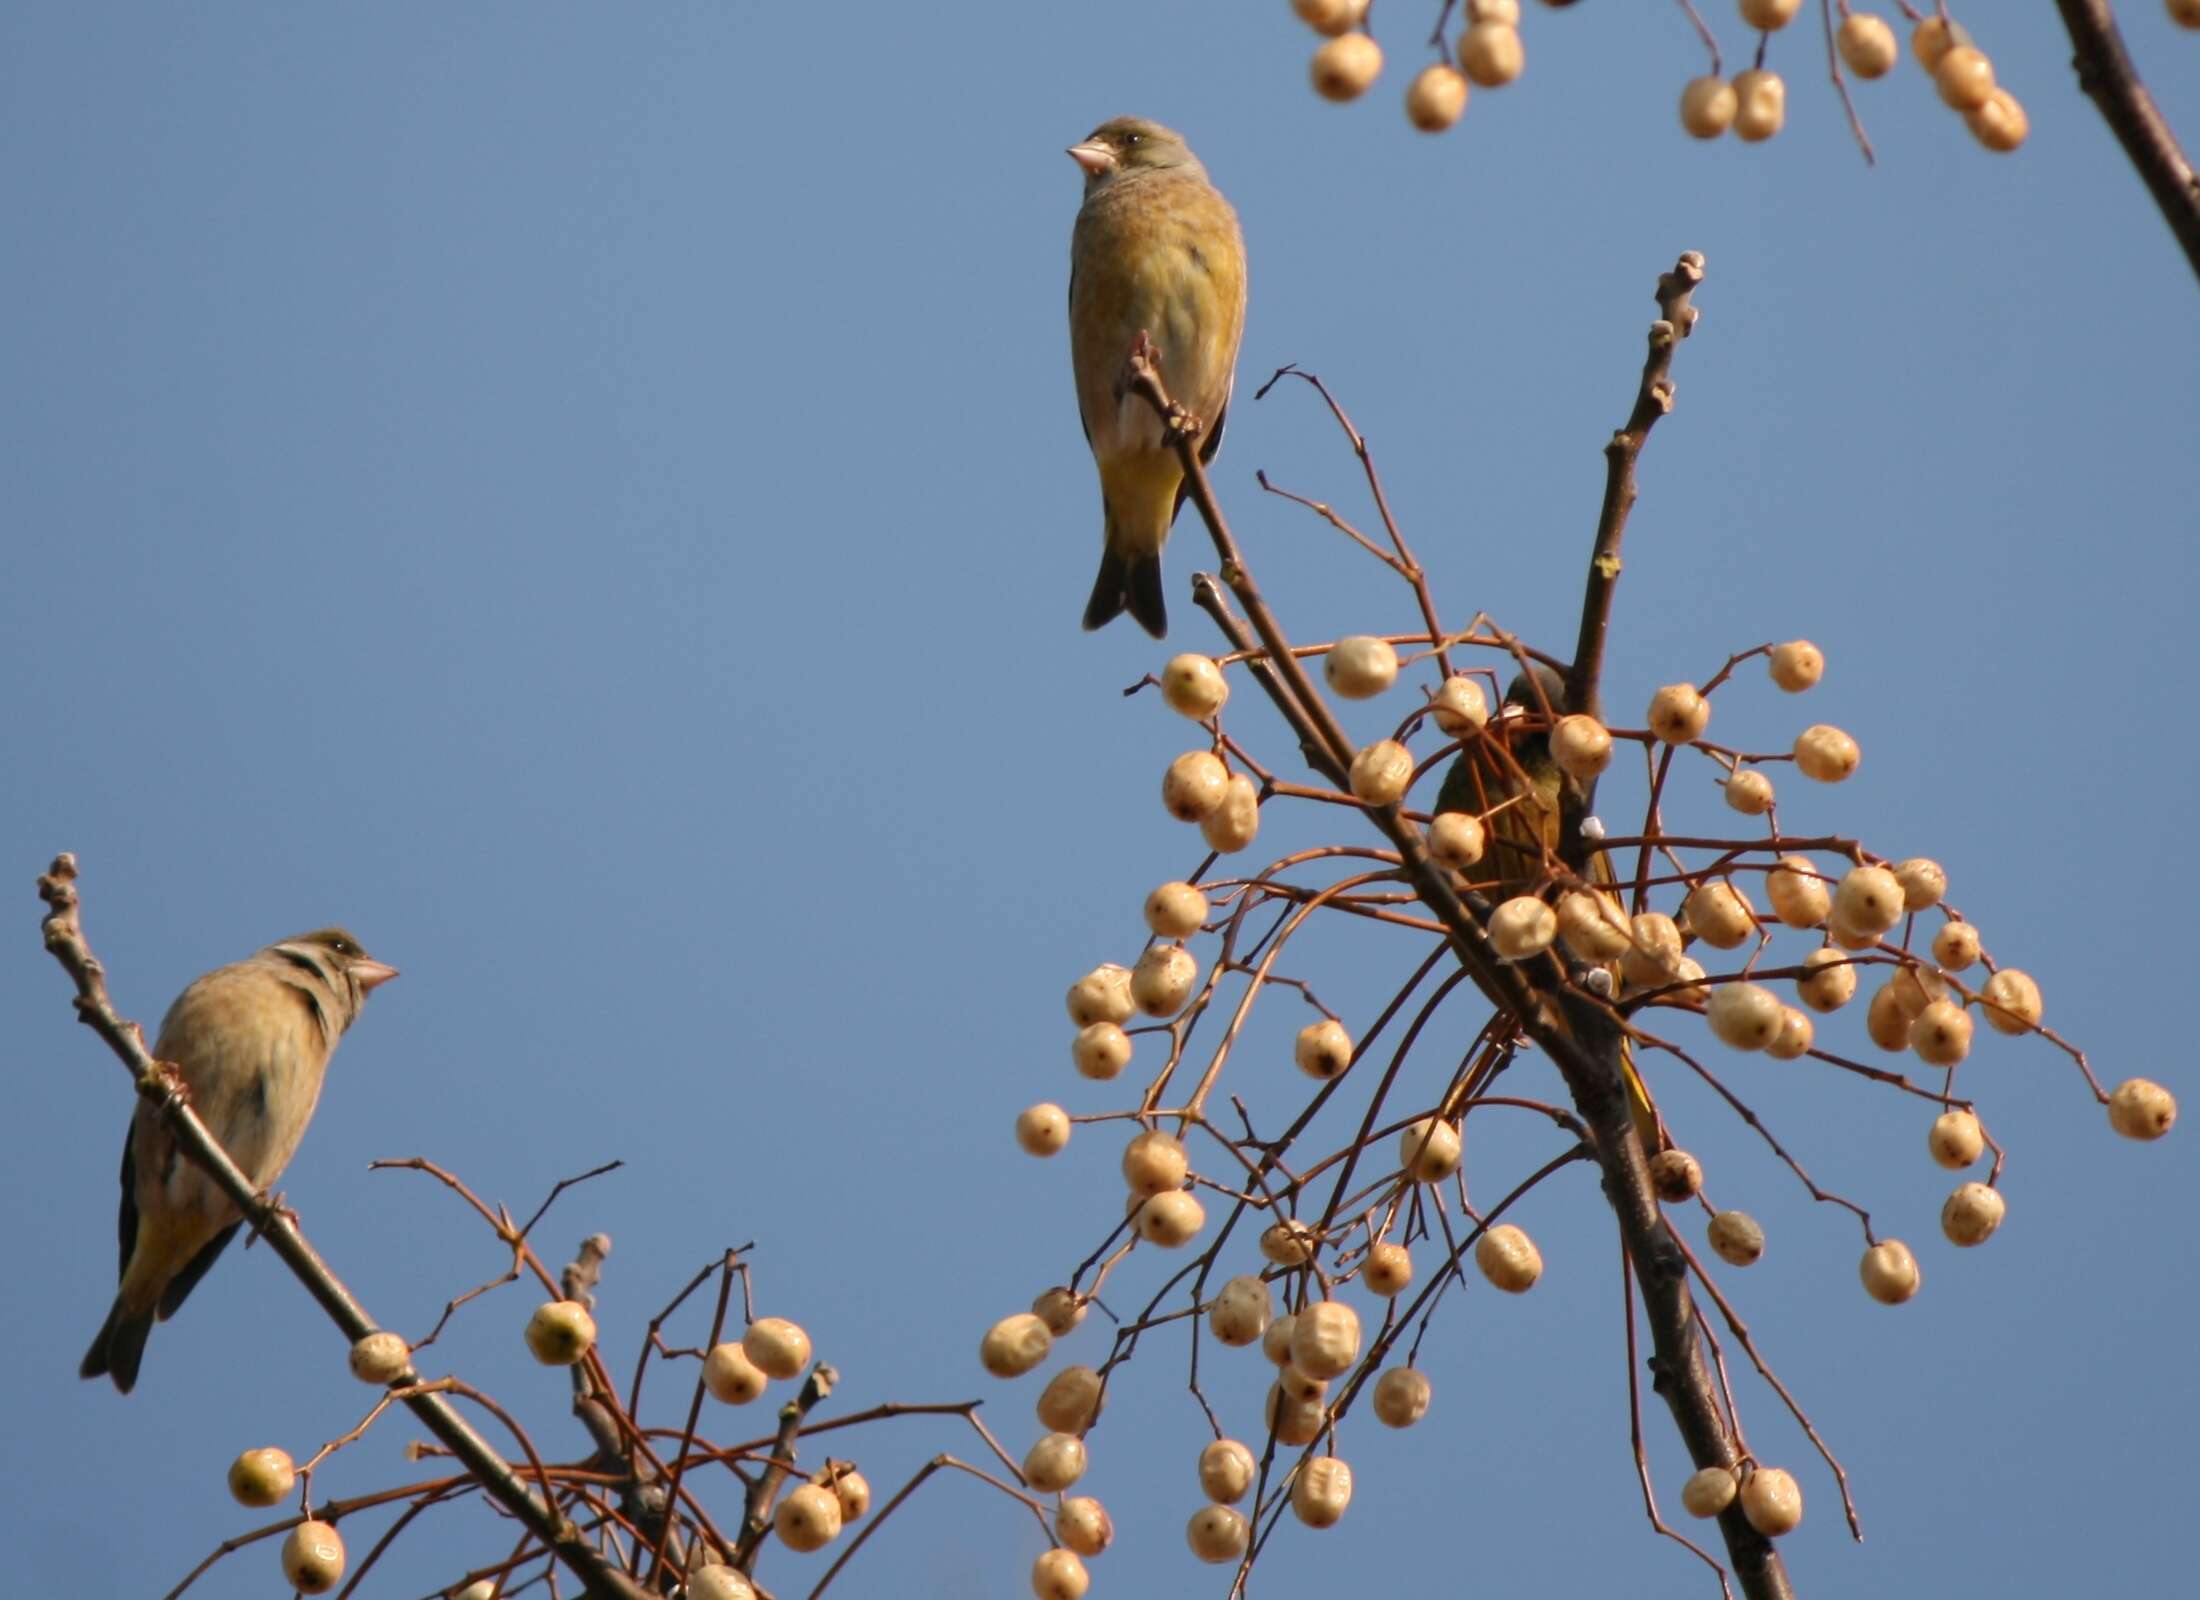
(1114, 327), (1162, 404)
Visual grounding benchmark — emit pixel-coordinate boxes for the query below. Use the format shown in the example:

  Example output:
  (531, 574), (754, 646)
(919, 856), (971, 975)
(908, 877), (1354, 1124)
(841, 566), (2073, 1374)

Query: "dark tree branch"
(2054, 0), (2200, 284)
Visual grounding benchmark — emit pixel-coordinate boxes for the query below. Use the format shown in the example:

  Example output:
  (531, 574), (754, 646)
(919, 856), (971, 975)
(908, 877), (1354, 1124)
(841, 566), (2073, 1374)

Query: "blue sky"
(4, 5), (2194, 1597)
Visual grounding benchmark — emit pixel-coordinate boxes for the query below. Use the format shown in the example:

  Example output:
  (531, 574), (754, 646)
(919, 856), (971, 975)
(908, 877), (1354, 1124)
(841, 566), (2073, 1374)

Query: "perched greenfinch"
(1436, 666), (1661, 1151)
(1067, 116), (1247, 637)
(81, 928), (396, 1393)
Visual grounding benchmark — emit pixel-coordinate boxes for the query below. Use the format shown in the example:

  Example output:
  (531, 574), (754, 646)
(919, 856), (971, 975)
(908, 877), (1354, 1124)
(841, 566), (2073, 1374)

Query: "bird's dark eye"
(330, 937), (358, 956)
(1123, 132), (1143, 146)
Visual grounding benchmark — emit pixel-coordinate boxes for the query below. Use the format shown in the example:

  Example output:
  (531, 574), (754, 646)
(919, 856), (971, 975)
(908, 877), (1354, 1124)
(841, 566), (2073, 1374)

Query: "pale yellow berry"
(1186, 1503), (1251, 1562)
(1794, 723), (1859, 780)
(1558, 890), (1632, 962)
(1024, 1432), (1089, 1494)
(1294, 0), (1370, 37)
(1826, 914), (1881, 951)
(1838, 13), (1899, 77)
(1941, 1181), (2006, 1246)
(1929, 1109), (1985, 1169)
(704, 1341), (769, 1404)
(1295, 1018), (1355, 1079)
(688, 1564), (756, 1600)
(1071, 1022), (1132, 1082)
(2172, 0), (2200, 28)
(1265, 1379), (1327, 1444)
(1764, 856), (1829, 929)
(1290, 1299), (1363, 1379)
(1707, 982), (1783, 1051)
(1884, 962), (1950, 1019)
(1327, 636), (1401, 699)
(1037, 1365), (1104, 1432)
(1430, 674), (1491, 734)
(1686, 880), (1759, 950)
(1860, 1239), (1922, 1305)
(1866, 982), (1913, 1051)
(1066, 964), (1134, 1027)
(1741, 1467), (1803, 1536)
(1910, 1000), (1973, 1067)
(1207, 1275), (1273, 1346)
(1650, 1149), (1704, 1202)
(1349, 739), (1416, 805)
(1668, 955), (1711, 1007)
(1131, 943), (1200, 1017)
(1032, 1287), (1085, 1336)
(980, 1312), (1052, 1378)
(1202, 774), (1262, 852)
(1200, 1438), (1258, 1503)
(1016, 1103), (1072, 1157)
(1648, 683), (1711, 744)
(1834, 865), (1905, 936)
(1967, 84), (2030, 152)
(1725, 769), (1774, 814)
(1137, 1190), (1207, 1247)
(1469, 0), (1521, 20)
(1163, 750), (1231, 821)
(1292, 1457), (1355, 1528)
(1551, 713), (1613, 778)
(1681, 75), (1739, 138)
(824, 1465), (871, 1522)
(1708, 1210), (1765, 1266)
(1460, 21), (1525, 85)
(1893, 858), (1946, 911)
(228, 1447), (295, 1509)
(1681, 1466), (1738, 1518)
(525, 1301), (597, 1367)
(1363, 1240), (1413, 1297)
(1934, 45), (1995, 110)
(1122, 1129), (1189, 1198)
(1406, 64), (1471, 130)
(1400, 1116), (1464, 1181)
(1980, 968), (2043, 1034)
(1261, 1217), (1321, 1266)
(1490, 895), (1558, 958)
(1739, 0), (1802, 28)
(1733, 69), (1786, 141)
(1931, 921), (1982, 971)
(1162, 653), (1230, 719)
(1144, 881), (1209, 939)
(1428, 811), (1488, 869)
(348, 1330), (410, 1385)
(744, 1317), (811, 1380)
(1475, 1223), (1544, 1291)
(2108, 1078), (2178, 1141)
(1312, 32), (1384, 100)
(282, 1521), (347, 1594)
(1031, 1548), (1089, 1600)
(1620, 913), (1685, 988)
(778, 1482), (844, 1551)
(1912, 16), (1962, 74)
(1372, 1365), (1433, 1427)
(1056, 1496), (1113, 1558)
(1767, 1006), (1815, 1060)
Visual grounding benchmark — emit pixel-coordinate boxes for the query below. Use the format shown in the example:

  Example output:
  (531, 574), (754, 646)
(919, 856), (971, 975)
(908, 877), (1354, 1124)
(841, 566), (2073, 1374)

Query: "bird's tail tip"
(1083, 549), (1167, 638)
(81, 1301), (148, 1394)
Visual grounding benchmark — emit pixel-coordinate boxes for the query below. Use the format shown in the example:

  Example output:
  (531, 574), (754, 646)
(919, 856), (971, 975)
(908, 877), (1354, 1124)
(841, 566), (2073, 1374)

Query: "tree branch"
(2053, 0), (2200, 284)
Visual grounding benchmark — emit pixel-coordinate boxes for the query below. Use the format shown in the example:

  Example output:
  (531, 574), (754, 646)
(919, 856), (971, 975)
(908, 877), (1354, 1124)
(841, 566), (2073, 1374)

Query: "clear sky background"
(4, 5), (2195, 1597)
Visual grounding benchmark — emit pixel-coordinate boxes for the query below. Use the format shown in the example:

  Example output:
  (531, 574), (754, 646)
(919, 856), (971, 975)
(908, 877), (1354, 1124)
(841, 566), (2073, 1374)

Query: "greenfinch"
(1435, 666), (1661, 1151)
(81, 928), (396, 1393)
(1068, 116), (1247, 637)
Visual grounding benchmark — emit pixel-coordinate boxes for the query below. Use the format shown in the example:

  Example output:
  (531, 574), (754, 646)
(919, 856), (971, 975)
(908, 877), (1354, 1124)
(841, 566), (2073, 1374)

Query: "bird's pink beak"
(354, 960), (400, 992)
(1067, 140), (1115, 177)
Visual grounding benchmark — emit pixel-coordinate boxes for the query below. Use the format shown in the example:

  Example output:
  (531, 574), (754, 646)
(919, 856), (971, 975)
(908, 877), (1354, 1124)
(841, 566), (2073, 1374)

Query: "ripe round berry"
(1681, 1467), (1738, 1518)
(1838, 13), (1899, 77)
(1648, 683), (1711, 744)
(1738, 0), (1802, 28)
(1066, 964), (1134, 1027)
(1349, 739), (1416, 805)
(348, 1330), (410, 1385)
(1741, 1467), (1803, 1536)
(227, 1447), (295, 1509)
(2108, 1078), (2178, 1141)
(1024, 1432), (1089, 1494)
(1860, 1239), (1922, 1305)
(1686, 880), (1758, 949)
(1708, 982), (1783, 1050)
(776, 1482), (843, 1552)
(1725, 769), (1775, 814)
(1941, 1181), (2006, 1246)
(1967, 88), (2029, 151)
(1767, 1006), (1815, 1060)
(1708, 1210), (1765, 1266)
(1017, 1103), (1072, 1157)
(1894, 858), (1947, 911)
(525, 1301), (597, 1367)
(1475, 1223), (1543, 1291)
(1490, 895), (1558, 958)
(1122, 1128), (1189, 1198)
(1650, 1149), (1704, 1202)
(1291, 1457), (1355, 1528)
(1207, 1275), (1273, 1346)
(1071, 1021), (1132, 1082)
(1162, 653), (1229, 719)
(1929, 1109), (1985, 1169)
(1290, 1299), (1363, 1379)
(1266, 1379), (1327, 1444)
(1620, 913), (1685, 987)
(1794, 723), (1860, 780)
(1056, 1496), (1113, 1558)
(1470, 0), (1522, 19)
(1934, 45), (1995, 111)
(1163, 750), (1230, 822)
(1407, 64), (1471, 130)
(1680, 75), (1739, 138)
(2173, 0), (2200, 27)
(1460, 21), (1525, 85)
(1765, 856), (1830, 928)
(1131, 943), (1200, 1017)
(1430, 674), (1490, 734)
(1931, 920), (1982, 971)
(745, 1317), (811, 1380)
(1558, 889), (1632, 962)
(705, 1340), (769, 1404)
(1668, 956), (1711, 1007)
(1186, 1503), (1250, 1562)
(688, 1565), (756, 1600)
(1031, 1549), (1089, 1600)
(1551, 713), (1613, 778)
(1429, 810), (1488, 869)
(1145, 880), (1209, 937)
(1400, 1116), (1464, 1182)
(1294, 0), (1371, 37)
(1261, 1217), (1320, 1265)
(1979, 968), (2043, 1034)
(1136, 1189), (1207, 1246)
(1037, 1365), (1104, 1432)
(1911, 16), (1963, 73)
(1372, 1365), (1433, 1426)
(980, 1312), (1052, 1378)
(1312, 33), (1384, 101)
(1833, 865), (1905, 936)
(1362, 1240), (1413, 1297)
(1866, 983), (1913, 1051)
(1200, 1438), (1257, 1503)
(1732, 69), (1787, 141)
(1202, 774), (1262, 852)
(1326, 635), (1401, 699)
(282, 1521), (347, 1594)
(1910, 999), (1973, 1067)
(1295, 1018), (1355, 1079)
